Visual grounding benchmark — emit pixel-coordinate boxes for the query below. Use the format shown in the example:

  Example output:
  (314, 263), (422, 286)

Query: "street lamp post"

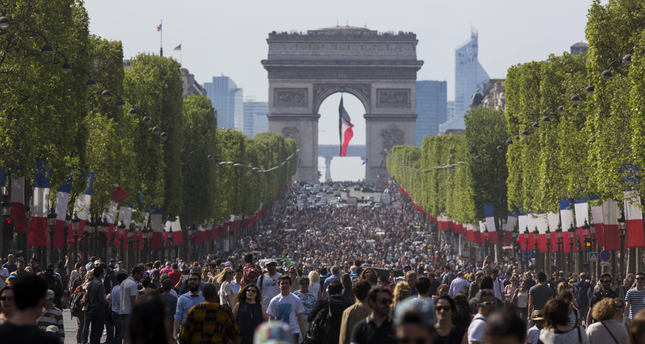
(545, 228), (551, 276)
(1, 194), (11, 258)
(71, 215), (80, 267)
(47, 207), (56, 266)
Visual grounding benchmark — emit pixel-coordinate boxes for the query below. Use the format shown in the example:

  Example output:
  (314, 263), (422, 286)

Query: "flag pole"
(180, 40), (183, 65)
(159, 19), (163, 57)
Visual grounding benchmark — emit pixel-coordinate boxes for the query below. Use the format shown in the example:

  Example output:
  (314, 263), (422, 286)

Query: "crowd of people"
(0, 181), (644, 344)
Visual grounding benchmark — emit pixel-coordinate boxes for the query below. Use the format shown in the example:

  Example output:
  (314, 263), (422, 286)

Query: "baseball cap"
(531, 310), (544, 321)
(393, 297), (437, 327)
(265, 259), (278, 266)
(254, 321), (293, 344)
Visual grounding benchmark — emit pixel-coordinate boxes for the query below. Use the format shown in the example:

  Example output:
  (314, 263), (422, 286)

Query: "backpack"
(70, 285), (85, 318)
(303, 303), (332, 344)
(575, 281), (590, 308)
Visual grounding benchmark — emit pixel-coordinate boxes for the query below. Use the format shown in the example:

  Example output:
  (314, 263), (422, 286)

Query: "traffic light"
(584, 238), (592, 248)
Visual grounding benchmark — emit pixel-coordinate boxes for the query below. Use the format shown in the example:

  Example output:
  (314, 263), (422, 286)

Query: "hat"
(393, 297), (437, 327)
(45, 289), (55, 301)
(45, 325), (59, 333)
(531, 310), (544, 321)
(93, 259), (101, 266)
(475, 270), (484, 276)
(265, 259), (278, 266)
(8, 273), (18, 279)
(254, 321), (293, 344)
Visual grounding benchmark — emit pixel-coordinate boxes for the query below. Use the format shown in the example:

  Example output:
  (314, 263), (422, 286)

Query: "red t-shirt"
(167, 269), (182, 286)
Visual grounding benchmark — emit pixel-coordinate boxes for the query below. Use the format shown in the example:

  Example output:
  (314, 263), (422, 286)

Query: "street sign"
(600, 250), (611, 262)
(600, 261), (610, 267)
(589, 251), (598, 263)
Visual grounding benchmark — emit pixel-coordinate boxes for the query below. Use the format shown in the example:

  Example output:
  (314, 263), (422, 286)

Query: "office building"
(203, 76), (243, 130)
(180, 68), (206, 99)
(570, 42), (589, 56)
(415, 81), (447, 145)
(242, 100), (269, 137)
(440, 30), (490, 133)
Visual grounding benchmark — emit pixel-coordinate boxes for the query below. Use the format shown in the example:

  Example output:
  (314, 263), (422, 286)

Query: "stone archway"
(262, 26), (423, 182)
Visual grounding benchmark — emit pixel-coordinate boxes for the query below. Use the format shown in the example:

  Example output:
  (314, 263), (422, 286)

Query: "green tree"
(123, 54), (184, 218)
(181, 95), (217, 226)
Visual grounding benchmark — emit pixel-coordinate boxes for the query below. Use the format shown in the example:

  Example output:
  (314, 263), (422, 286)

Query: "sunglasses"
(378, 298), (392, 305)
(0, 296), (13, 301)
(615, 305), (624, 309)
(246, 289), (258, 293)
(436, 306), (452, 312)
(479, 301), (496, 306)
(637, 277), (645, 281)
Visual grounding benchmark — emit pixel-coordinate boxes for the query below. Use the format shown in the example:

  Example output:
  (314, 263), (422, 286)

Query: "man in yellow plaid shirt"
(179, 283), (240, 344)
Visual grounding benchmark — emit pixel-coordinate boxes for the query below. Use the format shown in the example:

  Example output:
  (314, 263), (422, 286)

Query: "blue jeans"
(82, 306), (106, 344)
(112, 312), (125, 344)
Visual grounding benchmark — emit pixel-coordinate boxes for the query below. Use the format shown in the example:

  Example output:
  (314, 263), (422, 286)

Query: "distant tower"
(570, 42), (589, 56)
(242, 100), (269, 137)
(439, 30), (489, 133)
(415, 81), (447, 145)
(203, 76), (243, 130)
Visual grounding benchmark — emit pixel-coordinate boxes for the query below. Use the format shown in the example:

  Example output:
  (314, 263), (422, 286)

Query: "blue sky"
(85, 0), (594, 180)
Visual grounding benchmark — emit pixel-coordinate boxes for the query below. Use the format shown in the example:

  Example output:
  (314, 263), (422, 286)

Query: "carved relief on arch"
(281, 126), (301, 142)
(313, 83), (370, 113)
(274, 88), (308, 108)
(381, 127), (405, 152)
(376, 88), (411, 108)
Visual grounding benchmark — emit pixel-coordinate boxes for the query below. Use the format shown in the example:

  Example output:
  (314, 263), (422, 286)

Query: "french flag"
(53, 177), (71, 249)
(171, 216), (184, 246)
(10, 175), (27, 233)
(28, 160), (50, 247)
(560, 200), (575, 253)
(537, 213), (548, 253)
(115, 205), (132, 249)
(150, 209), (163, 250)
(102, 201), (117, 246)
(466, 223), (476, 242)
(547, 212), (560, 252)
(527, 214), (537, 251)
(484, 204), (498, 244)
(591, 201), (605, 247)
(338, 97), (354, 157)
(624, 191), (644, 248)
(72, 173), (94, 240)
(602, 199), (620, 250)
(503, 212), (517, 245)
(574, 199), (589, 250)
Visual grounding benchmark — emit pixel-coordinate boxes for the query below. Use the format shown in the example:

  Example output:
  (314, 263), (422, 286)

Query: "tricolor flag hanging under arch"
(338, 96), (354, 157)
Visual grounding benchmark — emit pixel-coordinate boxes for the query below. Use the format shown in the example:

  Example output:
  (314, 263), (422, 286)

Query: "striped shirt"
(625, 287), (645, 318)
(37, 307), (64, 343)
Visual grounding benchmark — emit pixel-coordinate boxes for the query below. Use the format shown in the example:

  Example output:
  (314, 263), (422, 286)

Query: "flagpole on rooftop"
(159, 19), (163, 57)
(180, 40), (182, 65)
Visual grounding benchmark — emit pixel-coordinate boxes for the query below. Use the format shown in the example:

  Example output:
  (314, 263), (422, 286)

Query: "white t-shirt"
(257, 272), (282, 308)
(267, 292), (305, 334)
(468, 313), (486, 343)
(119, 277), (138, 315)
(219, 280), (235, 308)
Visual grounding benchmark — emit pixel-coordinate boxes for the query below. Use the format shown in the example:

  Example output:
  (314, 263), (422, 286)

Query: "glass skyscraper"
(203, 76), (243, 130)
(242, 101), (269, 137)
(415, 81), (447, 146)
(440, 30), (489, 133)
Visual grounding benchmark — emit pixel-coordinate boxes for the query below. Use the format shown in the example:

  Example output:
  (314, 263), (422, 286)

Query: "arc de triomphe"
(262, 26), (423, 182)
